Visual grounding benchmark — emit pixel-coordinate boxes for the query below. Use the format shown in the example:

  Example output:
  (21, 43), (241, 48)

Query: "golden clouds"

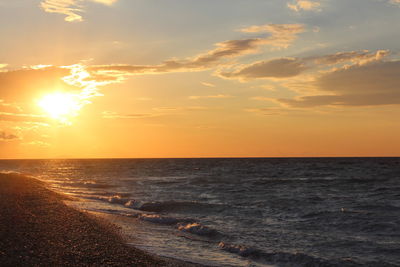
(217, 50), (389, 80)
(0, 65), (104, 106)
(287, 0), (321, 12)
(188, 95), (233, 100)
(0, 64), (109, 125)
(312, 50), (389, 66)
(90, 0), (118, 5)
(240, 23), (305, 35)
(210, 48), (398, 108)
(0, 67), (72, 102)
(0, 131), (19, 141)
(102, 111), (159, 119)
(218, 58), (307, 80)
(238, 24), (305, 49)
(0, 112), (47, 123)
(40, 0), (119, 22)
(40, 0), (83, 22)
(88, 23), (305, 78)
(278, 59), (400, 107)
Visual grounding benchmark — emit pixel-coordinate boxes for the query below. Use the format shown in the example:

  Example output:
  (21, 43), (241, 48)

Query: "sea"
(0, 158), (399, 267)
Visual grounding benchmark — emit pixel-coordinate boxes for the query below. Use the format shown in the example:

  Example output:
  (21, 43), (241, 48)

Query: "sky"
(0, 0), (399, 158)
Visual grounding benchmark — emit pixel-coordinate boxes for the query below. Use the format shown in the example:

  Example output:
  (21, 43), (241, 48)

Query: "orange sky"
(0, 0), (399, 158)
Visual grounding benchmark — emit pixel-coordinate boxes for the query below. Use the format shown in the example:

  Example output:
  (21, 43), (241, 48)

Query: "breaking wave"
(177, 222), (220, 237)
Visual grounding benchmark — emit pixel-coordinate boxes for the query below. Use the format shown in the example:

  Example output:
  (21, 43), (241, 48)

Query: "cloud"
(152, 106), (209, 111)
(245, 107), (313, 116)
(0, 101), (22, 114)
(40, 0), (118, 22)
(40, 0), (83, 22)
(22, 141), (50, 147)
(287, 0), (321, 12)
(250, 96), (275, 101)
(219, 50), (388, 81)
(277, 60), (400, 107)
(238, 24), (305, 48)
(311, 50), (389, 66)
(102, 111), (159, 119)
(102, 106), (208, 120)
(240, 23), (305, 34)
(0, 112), (48, 123)
(0, 64), (105, 104)
(0, 131), (19, 141)
(218, 58), (307, 80)
(90, 0), (118, 5)
(88, 23), (305, 76)
(201, 82), (216, 87)
(0, 64), (112, 125)
(0, 66), (73, 102)
(188, 94), (233, 100)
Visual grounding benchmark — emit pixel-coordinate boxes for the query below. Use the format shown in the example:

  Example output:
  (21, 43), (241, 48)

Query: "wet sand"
(0, 173), (200, 266)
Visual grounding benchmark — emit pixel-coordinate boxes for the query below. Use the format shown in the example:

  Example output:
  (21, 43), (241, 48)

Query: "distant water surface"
(1, 158), (399, 266)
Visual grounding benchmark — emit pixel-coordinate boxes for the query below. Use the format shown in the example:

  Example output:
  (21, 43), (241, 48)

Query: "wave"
(177, 222), (220, 237)
(59, 181), (116, 189)
(218, 242), (362, 267)
(124, 199), (222, 213)
(107, 195), (130, 205)
(137, 214), (194, 225)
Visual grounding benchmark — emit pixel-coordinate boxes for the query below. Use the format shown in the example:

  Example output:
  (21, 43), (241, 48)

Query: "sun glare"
(38, 92), (81, 122)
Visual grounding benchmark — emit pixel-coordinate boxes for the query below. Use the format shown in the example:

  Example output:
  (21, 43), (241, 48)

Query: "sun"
(38, 92), (81, 122)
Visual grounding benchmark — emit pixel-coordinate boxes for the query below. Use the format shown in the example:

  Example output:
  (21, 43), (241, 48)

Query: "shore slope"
(0, 173), (192, 266)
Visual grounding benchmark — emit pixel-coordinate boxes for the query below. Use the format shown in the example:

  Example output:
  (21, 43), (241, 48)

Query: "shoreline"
(0, 173), (203, 266)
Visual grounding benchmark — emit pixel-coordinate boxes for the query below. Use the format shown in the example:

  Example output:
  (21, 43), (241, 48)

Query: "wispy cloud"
(238, 24), (305, 49)
(102, 111), (160, 119)
(22, 141), (50, 147)
(218, 58), (307, 80)
(218, 50), (388, 81)
(278, 59), (400, 107)
(40, 0), (83, 22)
(188, 94), (233, 100)
(390, 0), (400, 6)
(90, 0), (118, 5)
(40, 0), (118, 22)
(287, 0), (321, 12)
(250, 96), (275, 101)
(102, 105), (209, 120)
(88, 23), (305, 78)
(0, 66), (72, 102)
(0, 131), (19, 141)
(152, 106), (209, 111)
(0, 112), (48, 123)
(201, 82), (216, 88)
(213, 49), (395, 108)
(311, 50), (389, 65)
(0, 64), (102, 103)
(0, 64), (115, 124)
(245, 107), (313, 116)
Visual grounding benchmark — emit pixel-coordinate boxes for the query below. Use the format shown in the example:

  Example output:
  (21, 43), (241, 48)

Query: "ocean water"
(0, 158), (399, 266)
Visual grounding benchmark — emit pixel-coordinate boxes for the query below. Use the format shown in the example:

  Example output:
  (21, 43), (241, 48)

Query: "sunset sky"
(0, 0), (399, 158)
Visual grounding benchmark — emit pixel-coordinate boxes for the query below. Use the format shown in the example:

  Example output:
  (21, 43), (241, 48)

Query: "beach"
(0, 173), (197, 267)
(0, 159), (399, 266)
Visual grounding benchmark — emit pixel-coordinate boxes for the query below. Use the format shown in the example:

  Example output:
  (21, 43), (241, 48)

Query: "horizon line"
(0, 156), (399, 160)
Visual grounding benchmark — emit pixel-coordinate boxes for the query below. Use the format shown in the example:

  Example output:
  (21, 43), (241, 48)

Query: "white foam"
(177, 222), (218, 237)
